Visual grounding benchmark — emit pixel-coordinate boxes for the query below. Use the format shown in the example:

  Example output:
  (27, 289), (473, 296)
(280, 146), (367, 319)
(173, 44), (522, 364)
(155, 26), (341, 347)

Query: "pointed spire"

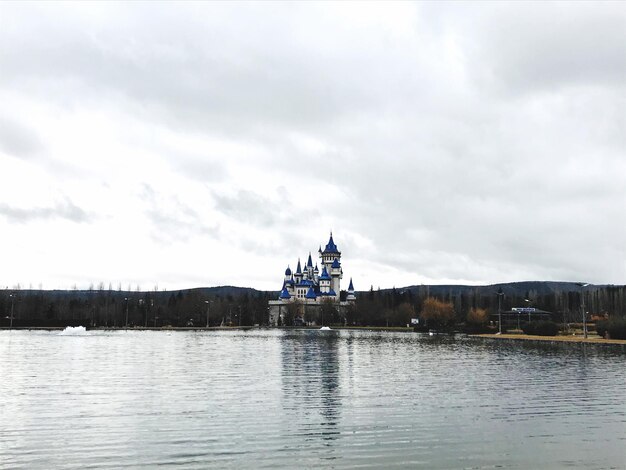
(323, 232), (339, 254)
(296, 258), (302, 274)
(307, 252), (313, 268)
(348, 278), (354, 291)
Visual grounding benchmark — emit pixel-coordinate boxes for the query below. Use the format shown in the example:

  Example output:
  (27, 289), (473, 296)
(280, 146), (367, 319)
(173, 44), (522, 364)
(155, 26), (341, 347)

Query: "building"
(268, 233), (356, 325)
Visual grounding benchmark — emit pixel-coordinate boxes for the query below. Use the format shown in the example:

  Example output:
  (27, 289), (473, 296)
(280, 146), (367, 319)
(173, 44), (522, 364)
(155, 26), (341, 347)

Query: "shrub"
(463, 308), (490, 333)
(420, 298), (455, 329)
(607, 318), (626, 340)
(522, 321), (559, 336)
(467, 307), (489, 325)
(595, 320), (608, 338)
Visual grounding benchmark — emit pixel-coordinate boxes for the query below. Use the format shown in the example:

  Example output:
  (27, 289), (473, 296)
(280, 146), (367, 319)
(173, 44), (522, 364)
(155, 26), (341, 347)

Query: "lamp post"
(124, 297), (129, 328)
(205, 300), (211, 328)
(578, 283), (590, 339)
(524, 298), (532, 323)
(9, 294), (14, 330)
(496, 290), (504, 334)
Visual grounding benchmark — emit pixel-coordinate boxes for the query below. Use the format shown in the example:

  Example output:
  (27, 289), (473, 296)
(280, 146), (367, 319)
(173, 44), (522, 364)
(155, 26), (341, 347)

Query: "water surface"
(1, 329), (624, 469)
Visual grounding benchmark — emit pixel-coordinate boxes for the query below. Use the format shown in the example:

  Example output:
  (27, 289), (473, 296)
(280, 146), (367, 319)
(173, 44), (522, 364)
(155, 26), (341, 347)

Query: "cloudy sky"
(1, 2), (625, 292)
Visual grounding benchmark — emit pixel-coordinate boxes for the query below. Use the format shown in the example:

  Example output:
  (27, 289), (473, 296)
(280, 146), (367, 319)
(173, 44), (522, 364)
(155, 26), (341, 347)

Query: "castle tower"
(330, 257), (342, 299)
(320, 233), (341, 289)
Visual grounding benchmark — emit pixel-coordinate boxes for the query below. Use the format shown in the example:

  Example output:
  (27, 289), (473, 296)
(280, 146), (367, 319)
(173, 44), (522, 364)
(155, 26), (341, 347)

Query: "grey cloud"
(140, 184), (218, 243)
(0, 199), (90, 224)
(463, 4), (626, 94)
(0, 3), (407, 141)
(169, 153), (227, 182)
(0, 117), (44, 158)
(213, 189), (300, 228)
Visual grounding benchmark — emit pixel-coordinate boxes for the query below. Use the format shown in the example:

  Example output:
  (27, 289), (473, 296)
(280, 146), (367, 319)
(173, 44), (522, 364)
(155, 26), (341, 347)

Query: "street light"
(577, 283), (590, 339)
(9, 294), (14, 330)
(124, 297), (129, 328)
(496, 290), (504, 334)
(204, 300), (212, 328)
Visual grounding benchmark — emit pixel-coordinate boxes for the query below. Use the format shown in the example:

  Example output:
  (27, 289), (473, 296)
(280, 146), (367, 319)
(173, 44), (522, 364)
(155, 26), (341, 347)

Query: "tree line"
(344, 284), (626, 327)
(1, 283), (625, 328)
(0, 288), (273, 328)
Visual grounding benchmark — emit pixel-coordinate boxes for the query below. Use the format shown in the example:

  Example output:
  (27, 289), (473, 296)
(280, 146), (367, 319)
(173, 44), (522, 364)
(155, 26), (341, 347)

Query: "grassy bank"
(471, 333), (626, 345)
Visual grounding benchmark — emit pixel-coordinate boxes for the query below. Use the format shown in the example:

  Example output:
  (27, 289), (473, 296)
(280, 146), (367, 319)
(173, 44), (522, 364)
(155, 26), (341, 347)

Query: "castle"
(268, 233), (356, 325)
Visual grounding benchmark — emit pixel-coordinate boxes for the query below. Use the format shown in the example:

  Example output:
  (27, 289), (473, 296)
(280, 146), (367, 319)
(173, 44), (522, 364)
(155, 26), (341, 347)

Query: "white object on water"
(58, 326), (88, 336)
(320, 326), (331, 331)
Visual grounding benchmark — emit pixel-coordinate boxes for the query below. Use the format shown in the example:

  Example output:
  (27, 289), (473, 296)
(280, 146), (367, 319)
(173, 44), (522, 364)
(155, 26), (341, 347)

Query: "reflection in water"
(280, 330), (342, 450)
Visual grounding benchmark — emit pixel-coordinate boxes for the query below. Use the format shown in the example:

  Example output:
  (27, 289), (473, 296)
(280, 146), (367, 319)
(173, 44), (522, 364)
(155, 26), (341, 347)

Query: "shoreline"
(3, 327), (625, 346)
(470, 333), (626, 346)
(0, 325), (415, 333)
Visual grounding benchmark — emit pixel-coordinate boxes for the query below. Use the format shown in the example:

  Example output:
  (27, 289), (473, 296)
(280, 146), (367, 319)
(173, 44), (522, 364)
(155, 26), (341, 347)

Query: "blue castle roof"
(285, 266), (292, 276)
(322, 233), (340, 254)
(305, 287), (317, 299)
(331, 258), (341, 269)
(279, 287), (291, 300)
(348, 278), (354, 291)
(295, 259), (302, 275)
(307, 253), (313, 268)
(328, 289), (336, 296)
(319, 266), (331, 280)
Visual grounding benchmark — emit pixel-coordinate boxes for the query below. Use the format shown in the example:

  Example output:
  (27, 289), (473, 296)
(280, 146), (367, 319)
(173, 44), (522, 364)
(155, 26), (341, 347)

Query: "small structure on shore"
(494, 307), (553, 329)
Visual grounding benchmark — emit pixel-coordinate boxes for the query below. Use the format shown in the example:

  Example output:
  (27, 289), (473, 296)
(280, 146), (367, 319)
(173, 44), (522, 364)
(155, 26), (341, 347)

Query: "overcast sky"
(1, 2), (625, 292)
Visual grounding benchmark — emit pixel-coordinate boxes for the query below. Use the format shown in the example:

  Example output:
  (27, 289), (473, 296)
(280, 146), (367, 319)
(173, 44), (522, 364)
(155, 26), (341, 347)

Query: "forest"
(1, 281), (625, 328)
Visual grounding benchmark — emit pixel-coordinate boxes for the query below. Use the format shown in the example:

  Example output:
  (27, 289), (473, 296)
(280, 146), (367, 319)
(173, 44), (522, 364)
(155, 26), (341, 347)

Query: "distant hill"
(374, 281), (601, 298)
(8, 281), (610, 299)
(25, 285), (265, 300)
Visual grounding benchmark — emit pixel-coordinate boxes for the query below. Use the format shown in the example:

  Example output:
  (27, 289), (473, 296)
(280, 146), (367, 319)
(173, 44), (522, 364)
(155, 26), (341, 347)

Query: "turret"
(284, 265), (292, 282)
(294, 259), (303, 283)
(330, 257), (342, 297)
(319, 266), (331, 294)
(347, 278), (356, 301)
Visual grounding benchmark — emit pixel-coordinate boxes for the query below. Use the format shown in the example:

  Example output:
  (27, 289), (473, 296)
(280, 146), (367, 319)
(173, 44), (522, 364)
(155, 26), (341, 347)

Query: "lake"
(1, 329), (624, 469)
